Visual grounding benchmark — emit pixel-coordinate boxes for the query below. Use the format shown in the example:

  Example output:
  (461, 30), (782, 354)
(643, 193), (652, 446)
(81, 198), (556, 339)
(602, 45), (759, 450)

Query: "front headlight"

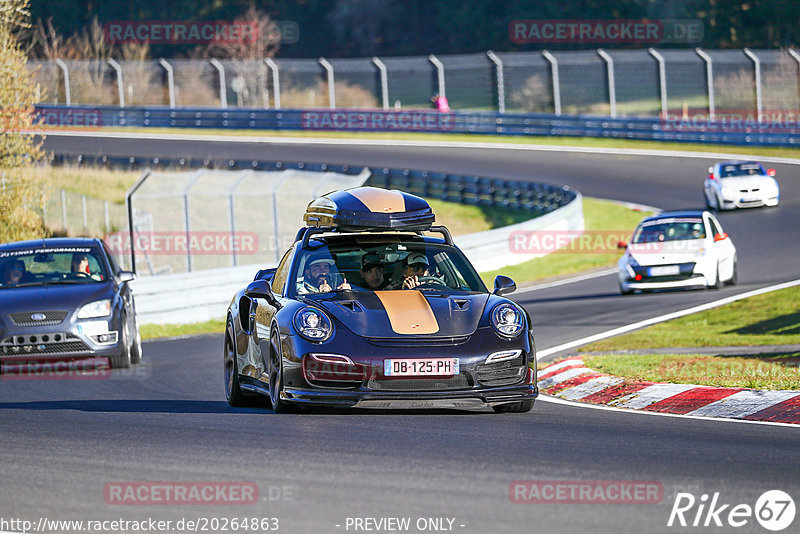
(294, 307), (333, 342)
(491, 303), (524, 338)
(721, 185), (734, 197)
(77, 299), (111, 319)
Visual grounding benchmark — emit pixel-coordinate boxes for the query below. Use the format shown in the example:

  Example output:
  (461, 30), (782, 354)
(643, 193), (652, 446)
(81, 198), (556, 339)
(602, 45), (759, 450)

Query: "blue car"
(225, 187), (537, 412)
(0, 237), (142, 372)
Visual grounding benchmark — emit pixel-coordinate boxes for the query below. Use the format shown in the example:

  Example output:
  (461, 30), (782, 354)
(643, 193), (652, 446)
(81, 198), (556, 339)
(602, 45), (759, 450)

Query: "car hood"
(0, 283), (112, 316)
(310, 291), (491, 338)
(628, 240), (705, 267)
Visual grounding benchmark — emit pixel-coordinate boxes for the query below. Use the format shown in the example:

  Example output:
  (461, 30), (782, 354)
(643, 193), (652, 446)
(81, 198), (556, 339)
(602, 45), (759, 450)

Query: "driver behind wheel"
(71, 253), (91, 276)
(398, 252), (430, 289)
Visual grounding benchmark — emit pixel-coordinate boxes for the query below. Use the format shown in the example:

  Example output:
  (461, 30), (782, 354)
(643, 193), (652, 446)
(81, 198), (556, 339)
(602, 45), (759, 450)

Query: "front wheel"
(728, 257), (738, 286)
(492, 399), (535, 413)
(711, 264), (724, 290)
(224, 318), (248, 407)
(269, 331), (295, 413)
(109, 316), (132, 369)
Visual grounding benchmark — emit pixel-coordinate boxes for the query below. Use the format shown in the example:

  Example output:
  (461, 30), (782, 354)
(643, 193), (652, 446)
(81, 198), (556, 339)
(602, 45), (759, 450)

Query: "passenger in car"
(297, 253), (351, 294)
(2, 259), (32, 285)
(358, 252), (391, 291)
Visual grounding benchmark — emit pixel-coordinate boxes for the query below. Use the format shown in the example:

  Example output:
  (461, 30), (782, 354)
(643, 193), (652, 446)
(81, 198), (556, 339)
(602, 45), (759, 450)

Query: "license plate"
(648, 265), (680, 277)
(384, 358), (459, 377)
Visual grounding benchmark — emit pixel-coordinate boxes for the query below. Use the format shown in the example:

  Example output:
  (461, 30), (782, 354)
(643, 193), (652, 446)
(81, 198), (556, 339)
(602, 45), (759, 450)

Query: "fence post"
(158, 58), (176, 108)
(209, 59), (228, 108)
(61, 189), (67, 230)
(428, 54), (446, 98)
(486, 50), (505, 114)
(648, 48), (667, 118)
(743, 48), (763, 122)
(265, 58), (281, 109)
(183, 170), (205, 272)
(54, 59), (71, 106)
(597, 49), (616, 118)
(695, 48), (715, 120)
(371, 57), (389, 110)
(541, 51), (561, 116)
(107, 58), (125, 108)
(228, 171), (251, 267)
(319, 57), (336, 109)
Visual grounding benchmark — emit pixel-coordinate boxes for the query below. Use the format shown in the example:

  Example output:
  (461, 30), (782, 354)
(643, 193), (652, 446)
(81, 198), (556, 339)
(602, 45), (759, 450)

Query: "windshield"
(290, 239), (486, 296)
(632, 218), (706, 244)
(719, 162), (765, 178)
(0, 247), (108, 288)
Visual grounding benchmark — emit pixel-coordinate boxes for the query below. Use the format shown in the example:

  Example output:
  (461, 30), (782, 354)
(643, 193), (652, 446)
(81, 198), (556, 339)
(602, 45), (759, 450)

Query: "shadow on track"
(0, 399), (252, 413)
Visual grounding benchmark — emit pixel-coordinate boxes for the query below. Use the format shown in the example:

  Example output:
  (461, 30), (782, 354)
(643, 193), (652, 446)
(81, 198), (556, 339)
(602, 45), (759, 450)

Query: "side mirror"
(617, 240), (628, 249)
(118, 271), (135, 283)
(767, 168), (776, 177)
(493, 275), (516, 296)
(245, 279), (280, 308)
(714, 232), (728, 242)
(254, 268), (276, 282)
(707, 166), (714, 173)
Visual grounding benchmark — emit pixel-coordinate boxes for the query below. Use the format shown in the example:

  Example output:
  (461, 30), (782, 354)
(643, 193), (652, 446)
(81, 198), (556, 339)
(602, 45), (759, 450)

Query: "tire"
(492, 399), (535, 413)
(728, 257), (738, 286)
(704, 191), (713, 210)
(269, 330), (295, 414)
(109, 315), (131, 369)
(129, 314), (142, 364)
(619, 282), (633, 295)
(711, 264), (724, 290)
(224, 318), (248, 407)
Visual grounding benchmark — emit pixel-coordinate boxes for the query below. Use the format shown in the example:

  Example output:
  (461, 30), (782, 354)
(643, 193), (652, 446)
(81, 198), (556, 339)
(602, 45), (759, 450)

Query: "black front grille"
(477, 356), (526, 387)
(368, 373), (471, 391)
(365, 336), (470, 348)
(0, 333), (90, 356)
(9, 311), (69, 326)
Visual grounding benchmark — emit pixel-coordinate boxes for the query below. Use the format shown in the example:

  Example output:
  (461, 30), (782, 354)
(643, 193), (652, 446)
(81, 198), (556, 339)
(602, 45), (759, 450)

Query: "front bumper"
(281, 382), (538, 409)
(619, 262), (709, 291)
(719, 194), (779, 209)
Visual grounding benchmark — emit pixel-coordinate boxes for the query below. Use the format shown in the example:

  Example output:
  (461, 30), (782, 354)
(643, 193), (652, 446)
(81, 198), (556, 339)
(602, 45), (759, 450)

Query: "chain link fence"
(29, 49), (800, 118)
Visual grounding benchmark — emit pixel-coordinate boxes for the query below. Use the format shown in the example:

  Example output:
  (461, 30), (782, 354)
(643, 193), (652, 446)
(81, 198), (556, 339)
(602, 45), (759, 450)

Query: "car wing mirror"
(245, 279), (281, 308)
(617, 240), (628, 249)
(493, 275), (516, 296)
(767, 168), (776, 177)
(118, 271), (135, 283)
(714, 232), (728, 242)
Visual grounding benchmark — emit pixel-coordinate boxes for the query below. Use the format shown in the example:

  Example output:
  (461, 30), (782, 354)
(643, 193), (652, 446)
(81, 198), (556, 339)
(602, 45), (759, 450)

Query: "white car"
(704, 160), (779, 210)
(618, 210), (737, 294)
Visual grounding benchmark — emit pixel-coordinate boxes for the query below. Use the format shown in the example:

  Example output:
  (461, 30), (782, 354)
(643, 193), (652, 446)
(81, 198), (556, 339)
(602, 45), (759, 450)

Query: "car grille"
(367, 373), (472, 391)
(0, 333), (90, 356)
(365, 336), (470, 348)
(477, 356), (526, 387)
(9, 311), (69, 326)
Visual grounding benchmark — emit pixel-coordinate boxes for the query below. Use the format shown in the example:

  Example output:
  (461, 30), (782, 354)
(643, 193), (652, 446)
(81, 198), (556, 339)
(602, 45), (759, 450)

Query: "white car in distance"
(618, 211), (737, 295)
(704, 160), (779, 210)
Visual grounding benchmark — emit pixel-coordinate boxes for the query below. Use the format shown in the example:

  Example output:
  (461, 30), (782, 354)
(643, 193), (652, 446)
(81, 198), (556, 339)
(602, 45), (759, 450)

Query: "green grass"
(480, 197), (651, 287)
(64, 125), (800, 160)
(581, 285), (800, 351)
(37, 165), (142, 205)
(582, 352), (800, 390)
(426, 198), (531, 236)
(140, 319), (226, 340)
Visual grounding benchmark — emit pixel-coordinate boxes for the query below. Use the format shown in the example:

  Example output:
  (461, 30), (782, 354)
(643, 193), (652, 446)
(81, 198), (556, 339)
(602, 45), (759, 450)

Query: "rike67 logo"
(668, 490), (795, 531)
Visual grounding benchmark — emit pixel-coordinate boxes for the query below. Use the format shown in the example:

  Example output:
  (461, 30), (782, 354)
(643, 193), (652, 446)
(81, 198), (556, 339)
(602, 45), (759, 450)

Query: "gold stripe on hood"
(349, 188), (406, 213)
(375, 290), (439, 334)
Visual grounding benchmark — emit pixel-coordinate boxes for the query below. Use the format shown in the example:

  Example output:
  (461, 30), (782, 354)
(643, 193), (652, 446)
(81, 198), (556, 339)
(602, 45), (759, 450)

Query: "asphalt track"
(1, 133), (798, 533)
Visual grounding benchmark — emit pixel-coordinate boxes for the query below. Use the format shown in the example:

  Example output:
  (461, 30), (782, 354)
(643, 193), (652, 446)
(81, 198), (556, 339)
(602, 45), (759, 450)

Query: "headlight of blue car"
(491, 303), (524, 338)
(77, 299), (111, 319)
(294, 307), (334, 342)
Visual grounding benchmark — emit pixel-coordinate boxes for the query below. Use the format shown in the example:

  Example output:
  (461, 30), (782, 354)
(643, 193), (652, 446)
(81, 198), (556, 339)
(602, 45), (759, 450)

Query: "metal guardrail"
(37, 104), (800, 146)
(48, 153), (577, 216)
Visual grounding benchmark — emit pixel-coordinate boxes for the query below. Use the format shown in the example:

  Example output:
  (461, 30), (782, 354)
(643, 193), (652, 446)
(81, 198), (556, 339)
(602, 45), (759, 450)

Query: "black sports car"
(225, 187), (537, 412)
(0, 237), (142, 373)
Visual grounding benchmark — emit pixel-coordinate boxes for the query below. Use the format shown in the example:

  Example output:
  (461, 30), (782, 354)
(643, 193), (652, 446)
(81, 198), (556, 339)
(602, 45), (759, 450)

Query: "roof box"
(303, 187), (435, 232)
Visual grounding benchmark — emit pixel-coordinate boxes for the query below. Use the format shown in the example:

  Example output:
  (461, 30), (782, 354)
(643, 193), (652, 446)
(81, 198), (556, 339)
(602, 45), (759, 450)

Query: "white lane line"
(537, 278), (800, 359)
(537, 367), (593, 390)
(610, 383), (697, 410)
(39, 130), (800, 165)
(686, 390), (800, 418)
(516, 268), (617, 294)
(539, 358), (585, 375)
(558, 376), (624, 401)
(539, 395), (800, 428)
